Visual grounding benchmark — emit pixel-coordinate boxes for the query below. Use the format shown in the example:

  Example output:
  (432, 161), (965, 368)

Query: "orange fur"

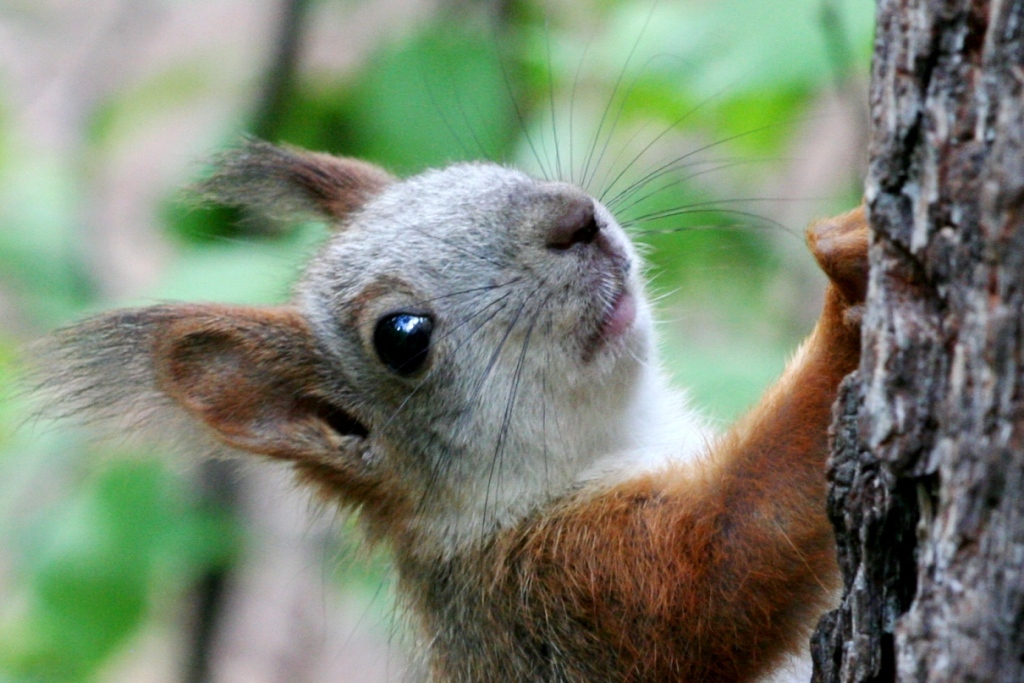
(394, 208), (867, 682)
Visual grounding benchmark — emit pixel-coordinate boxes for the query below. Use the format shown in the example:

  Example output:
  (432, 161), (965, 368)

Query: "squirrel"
(36, 139), (869, 682)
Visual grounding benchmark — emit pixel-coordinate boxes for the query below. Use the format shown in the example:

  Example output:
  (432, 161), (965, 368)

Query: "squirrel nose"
(545, 196), (601, 250)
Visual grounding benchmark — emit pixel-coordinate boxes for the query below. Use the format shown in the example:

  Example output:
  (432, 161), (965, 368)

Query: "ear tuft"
(32, 304), (370, 461)
(195, 139), (395, 225)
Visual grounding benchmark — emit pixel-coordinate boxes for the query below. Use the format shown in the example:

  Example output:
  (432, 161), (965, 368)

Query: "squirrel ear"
(195, 139), (395, 224)
(36, 304), (397, 507)
(38, 304), (370, 465)
(152, 305), (370, 460)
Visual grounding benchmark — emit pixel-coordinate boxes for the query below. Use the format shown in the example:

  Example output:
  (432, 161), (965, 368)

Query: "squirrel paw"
(807, 206), (869, 317)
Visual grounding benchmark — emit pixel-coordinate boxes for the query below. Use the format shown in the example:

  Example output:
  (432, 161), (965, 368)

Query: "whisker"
(405, 293), (522, 521)
(596, 84), (730, 204)
(587, 59), (702, 198)
(474, 295), (531, 547)
(624, 218), (794, 241)
(541, 365), (550, 496)
(545, 19), (564, 182)
(483, 295), (539, 537)
(421, 69), (475, 160)
(603, 119), (803, 210)
(411, 278), (523, 308)
(584, 52), (685, 193)
(449, 74), (493, 161)
(491, 38), (550, 180)
(381, 289), (517, 433)
(622, 197), (803, 234)
(607, 158), (776, 216)
(602, 157), (778, 216)
(579, 2), (657, 191)
(622, 213), (778, 236)
(530, 291), (558, 498)
(464, 294), (529, 416)
(568, 23), (599, 185)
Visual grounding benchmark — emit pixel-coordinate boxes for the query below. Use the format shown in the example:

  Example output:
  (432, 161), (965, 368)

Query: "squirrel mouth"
(600, 287), (636, 341)
(581, 263), (636, 361)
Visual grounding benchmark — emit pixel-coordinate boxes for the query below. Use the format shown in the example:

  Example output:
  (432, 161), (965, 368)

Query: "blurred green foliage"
(0, 0), (873, 679)
(0, 459), (235, 682)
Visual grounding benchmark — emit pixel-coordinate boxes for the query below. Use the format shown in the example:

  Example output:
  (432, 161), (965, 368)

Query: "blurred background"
(0, 0), (873, 681)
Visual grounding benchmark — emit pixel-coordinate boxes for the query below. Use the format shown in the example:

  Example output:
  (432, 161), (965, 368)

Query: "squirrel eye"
(373, 313), (434, 374)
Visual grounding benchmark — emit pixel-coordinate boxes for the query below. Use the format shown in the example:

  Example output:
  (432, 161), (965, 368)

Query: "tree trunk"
(811, 1), (1024, 681)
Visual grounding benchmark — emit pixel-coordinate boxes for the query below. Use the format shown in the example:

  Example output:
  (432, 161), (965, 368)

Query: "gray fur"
(30, 143), (712, 681)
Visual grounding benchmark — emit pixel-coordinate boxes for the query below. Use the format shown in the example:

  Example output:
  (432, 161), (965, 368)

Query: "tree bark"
(811, 1), (1024, 681)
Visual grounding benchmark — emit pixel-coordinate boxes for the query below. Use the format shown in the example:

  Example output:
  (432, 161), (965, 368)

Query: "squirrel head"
(41, 141), (660, 555)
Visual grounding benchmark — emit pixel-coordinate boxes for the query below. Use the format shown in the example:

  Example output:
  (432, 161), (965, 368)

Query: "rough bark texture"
(811, 1), (1024, 681)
